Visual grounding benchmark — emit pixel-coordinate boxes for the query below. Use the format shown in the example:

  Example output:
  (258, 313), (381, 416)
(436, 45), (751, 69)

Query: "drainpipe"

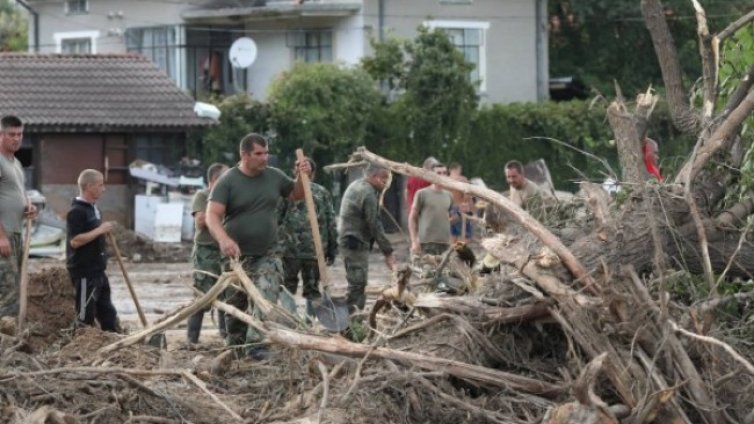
(535, 0), (548, 101)
(15, 0), (39, 52)
(378, 0), (385, 41)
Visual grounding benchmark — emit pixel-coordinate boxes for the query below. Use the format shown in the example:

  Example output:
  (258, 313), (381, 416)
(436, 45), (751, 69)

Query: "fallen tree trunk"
(211, 298), (564, 397)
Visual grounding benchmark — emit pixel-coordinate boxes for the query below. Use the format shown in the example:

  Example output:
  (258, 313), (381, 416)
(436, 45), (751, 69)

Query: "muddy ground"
(26, 234), (408, 349)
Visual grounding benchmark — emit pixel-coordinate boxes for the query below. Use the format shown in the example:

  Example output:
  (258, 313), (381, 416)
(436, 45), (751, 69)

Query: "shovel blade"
(311, 293), (349, 332)
(147, 333), (167, 349)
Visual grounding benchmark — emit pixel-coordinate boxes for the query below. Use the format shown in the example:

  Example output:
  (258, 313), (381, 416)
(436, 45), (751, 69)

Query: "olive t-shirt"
(0, 154), (26, 234)
(191, 188), (216, 246)
(414, 187), (453, 244)
(209, 166), (294, 256)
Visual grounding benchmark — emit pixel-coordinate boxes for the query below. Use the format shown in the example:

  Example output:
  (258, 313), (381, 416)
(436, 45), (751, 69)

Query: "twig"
(415, 376), (509, 423)
(316, 361), (329, 424)
(670, 321), (754, 376)
(181, 370), (243, 422)
(525, 136), (617, 179)
(717, 9), (754, 43)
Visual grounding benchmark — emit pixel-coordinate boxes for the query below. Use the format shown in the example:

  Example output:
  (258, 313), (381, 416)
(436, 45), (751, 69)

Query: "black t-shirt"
(66, 198), (107, 278)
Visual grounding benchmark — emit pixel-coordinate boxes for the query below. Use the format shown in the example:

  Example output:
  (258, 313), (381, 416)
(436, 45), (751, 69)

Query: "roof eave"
(181, 3), (361, 22)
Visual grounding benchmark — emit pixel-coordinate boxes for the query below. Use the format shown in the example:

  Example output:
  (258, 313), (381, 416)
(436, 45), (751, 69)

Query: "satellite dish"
(229, 37), (257, 69)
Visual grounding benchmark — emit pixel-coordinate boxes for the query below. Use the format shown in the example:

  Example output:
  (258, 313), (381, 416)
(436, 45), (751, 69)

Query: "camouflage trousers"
(342, 247), (370, 311)
(282, 257), (321, 300)
(223, 255), (283, 347)
(188, 244), (226, 343)
(0, 233), (22, 317)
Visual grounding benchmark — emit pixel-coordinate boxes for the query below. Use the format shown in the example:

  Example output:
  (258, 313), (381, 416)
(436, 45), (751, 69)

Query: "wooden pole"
(17, 213), (33, 331)
(107, 232), (148, 328)
(295, 149), (329, 288)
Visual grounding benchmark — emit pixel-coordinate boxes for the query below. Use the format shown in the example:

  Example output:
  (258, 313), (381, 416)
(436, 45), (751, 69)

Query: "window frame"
(54, 30), (99, 54)
(423, 20), (489, 93)
(61, 38), (92, 54)
(65, 0), (88, 15)
(287, 29), (333, 63)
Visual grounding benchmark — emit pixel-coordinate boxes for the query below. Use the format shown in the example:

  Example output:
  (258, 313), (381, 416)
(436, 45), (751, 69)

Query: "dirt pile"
(25, 266), (76, 352)
(111, 223), (192, 263)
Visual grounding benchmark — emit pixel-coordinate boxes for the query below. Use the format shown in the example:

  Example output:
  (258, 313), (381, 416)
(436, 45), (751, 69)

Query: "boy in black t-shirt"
(66, 169), (118, 331)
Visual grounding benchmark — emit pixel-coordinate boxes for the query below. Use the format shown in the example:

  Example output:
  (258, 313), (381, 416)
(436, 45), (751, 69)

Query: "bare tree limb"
(675, 89), (754, 183)
(717, 8), (754, 43)
(641, 0), (700, 133)
(670, 321), (754, 376)
(721, 64), (754, 117)
(691, 0), (718, 120)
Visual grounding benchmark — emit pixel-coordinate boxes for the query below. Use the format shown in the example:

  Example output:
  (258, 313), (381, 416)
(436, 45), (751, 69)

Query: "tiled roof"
(0, 53), (213, 130)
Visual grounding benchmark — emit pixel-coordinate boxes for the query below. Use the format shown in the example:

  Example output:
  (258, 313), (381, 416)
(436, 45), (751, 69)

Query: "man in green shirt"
(187, 162), (228, 346)
(338, 164), (396, 313)
(206, 133), (308, 359)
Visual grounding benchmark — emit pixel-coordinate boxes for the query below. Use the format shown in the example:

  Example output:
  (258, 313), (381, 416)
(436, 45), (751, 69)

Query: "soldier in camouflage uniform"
(187, 162), (228, 345)
(279, 159), (337, 305)
(338, 164), (396, 312)
(206, 133), (309, 359)
(0, 115), (36, 318)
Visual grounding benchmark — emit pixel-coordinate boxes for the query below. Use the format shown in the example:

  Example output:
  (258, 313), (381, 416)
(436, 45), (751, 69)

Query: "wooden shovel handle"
(17, 215), (33, 331)
(295, 149), (329, 288)
(107, 232), (149, 328)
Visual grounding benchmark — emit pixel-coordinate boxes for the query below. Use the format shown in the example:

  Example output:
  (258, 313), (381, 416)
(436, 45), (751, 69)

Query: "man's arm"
(70, 222), (113, 249)
(0, 223), (10, 257)
(206, 201), (239, 258)
(287, 158), (313, 201)
(194, 211), (207, 230)
(364, 194), (393, 259)
(408, 200), (421, 254)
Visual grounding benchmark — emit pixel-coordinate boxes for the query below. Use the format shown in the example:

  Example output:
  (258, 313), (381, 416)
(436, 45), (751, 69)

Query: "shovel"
(295, 149), (349, 332)
(17, 209), (33, 332)
(107, 232), (166, 348)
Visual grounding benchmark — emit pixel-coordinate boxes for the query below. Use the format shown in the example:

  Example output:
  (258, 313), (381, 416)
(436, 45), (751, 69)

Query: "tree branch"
(691, 0), (718, 120)
(717, 8), (754, 43)
(641, 0), (700, 133)
(675, 89), (754, 183)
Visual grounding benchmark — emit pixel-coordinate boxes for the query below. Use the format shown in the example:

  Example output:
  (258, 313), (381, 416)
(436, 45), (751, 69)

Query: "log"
(211, 298), (564, 397)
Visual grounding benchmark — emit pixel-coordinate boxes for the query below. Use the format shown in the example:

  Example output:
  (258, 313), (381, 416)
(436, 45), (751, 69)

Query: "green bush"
(267, 62), (381, 172)
(200, 95), (271, 166)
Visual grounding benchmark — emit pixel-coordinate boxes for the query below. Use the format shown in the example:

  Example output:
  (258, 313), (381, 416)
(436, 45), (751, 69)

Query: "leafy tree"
(200, 94), (271, 165)
(267, 62), (380, 170)
(0, 1), (27, 51)
(549, 0), (752, 96)
(362, 27), (479, 163)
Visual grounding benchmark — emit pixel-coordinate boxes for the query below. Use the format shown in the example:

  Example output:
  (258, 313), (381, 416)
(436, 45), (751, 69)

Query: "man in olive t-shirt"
(409, 163), (453, 256)
(206, 133), (309, 358)
(186, 162), (228, 345)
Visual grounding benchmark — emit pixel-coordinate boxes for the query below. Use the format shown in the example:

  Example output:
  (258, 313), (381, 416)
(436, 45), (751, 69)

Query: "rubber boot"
(187, 310), (204, 344)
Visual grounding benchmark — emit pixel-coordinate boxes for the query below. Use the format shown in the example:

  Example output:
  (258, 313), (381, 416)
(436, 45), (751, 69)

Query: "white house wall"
(362, 0), (544, 103)
(29, 0), (185, 54)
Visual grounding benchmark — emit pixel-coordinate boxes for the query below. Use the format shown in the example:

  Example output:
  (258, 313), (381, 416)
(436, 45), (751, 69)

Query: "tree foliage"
(362, 27), (479, 163)
(0, 1), (27, 51)
(200, 95), (271, 166)
(267, 62), (380, 170)
(549, 0), (753, 96)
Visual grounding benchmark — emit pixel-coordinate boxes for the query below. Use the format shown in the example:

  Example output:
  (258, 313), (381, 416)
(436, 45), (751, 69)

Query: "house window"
(61, 38), (91, 54)
(288, 30), (332, 63)
(126, 26), (181, 82)
(424, 20), (489, 91)
(54, 31), (99, 54)
(66, 0), (88, 15)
